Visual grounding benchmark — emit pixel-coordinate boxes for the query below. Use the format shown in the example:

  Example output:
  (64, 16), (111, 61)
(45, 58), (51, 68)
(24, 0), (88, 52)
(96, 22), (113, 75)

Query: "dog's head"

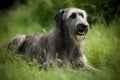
(54, 8), (89, 41)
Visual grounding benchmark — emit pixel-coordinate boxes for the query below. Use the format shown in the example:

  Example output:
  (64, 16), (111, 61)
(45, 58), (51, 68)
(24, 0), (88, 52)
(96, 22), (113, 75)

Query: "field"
(0, 17), (120, 80)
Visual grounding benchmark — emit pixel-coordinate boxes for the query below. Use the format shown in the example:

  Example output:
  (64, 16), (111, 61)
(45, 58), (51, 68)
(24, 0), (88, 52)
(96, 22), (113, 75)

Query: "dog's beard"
(76, 35), (85, 40)
(75, 30), (85, 40)
(74, 29), (85, 41)
(69, 31), (85, 42)
(66, 23), (87, 41)
(75, 27), (88, 41)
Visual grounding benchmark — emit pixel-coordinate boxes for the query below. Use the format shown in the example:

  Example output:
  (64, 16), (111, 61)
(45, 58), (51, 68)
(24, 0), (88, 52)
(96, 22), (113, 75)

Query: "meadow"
(0, 1), (120, 79)
(0, 18), (120, 80)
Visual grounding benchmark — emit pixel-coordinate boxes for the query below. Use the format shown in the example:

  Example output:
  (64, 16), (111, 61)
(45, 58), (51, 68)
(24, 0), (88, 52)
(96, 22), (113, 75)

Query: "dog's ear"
(54, 9), (65, 28)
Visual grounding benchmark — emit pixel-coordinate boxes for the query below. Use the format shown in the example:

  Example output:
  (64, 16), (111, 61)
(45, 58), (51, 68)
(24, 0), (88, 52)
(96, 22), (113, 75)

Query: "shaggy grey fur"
(7, 8), (90, 68)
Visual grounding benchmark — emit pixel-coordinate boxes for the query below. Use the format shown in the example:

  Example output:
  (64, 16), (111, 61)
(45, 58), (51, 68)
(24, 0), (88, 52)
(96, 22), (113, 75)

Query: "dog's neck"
(51, 26), (83, 52)
(47, 26), (84, 66)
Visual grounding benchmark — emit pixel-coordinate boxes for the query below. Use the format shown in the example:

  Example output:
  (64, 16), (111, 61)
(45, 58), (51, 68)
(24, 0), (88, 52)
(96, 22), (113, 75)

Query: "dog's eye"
(70, 13), (76, 18)
(78, 13), (84, 18)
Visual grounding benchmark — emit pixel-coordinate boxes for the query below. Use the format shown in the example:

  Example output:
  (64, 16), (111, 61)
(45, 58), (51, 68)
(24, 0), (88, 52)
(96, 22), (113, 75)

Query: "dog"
(7, 8), (91, 68)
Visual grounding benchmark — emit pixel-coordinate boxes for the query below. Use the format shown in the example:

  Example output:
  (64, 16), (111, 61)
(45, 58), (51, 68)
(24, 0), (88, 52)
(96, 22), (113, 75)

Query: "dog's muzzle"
(75, 23), (88, 40)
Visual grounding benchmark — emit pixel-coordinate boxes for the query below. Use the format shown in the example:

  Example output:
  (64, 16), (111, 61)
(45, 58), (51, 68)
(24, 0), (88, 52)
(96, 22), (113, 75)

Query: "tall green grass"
(0, 8), (120, 80)
(0, 16), (120, 80)
(0, 1), (120, 79)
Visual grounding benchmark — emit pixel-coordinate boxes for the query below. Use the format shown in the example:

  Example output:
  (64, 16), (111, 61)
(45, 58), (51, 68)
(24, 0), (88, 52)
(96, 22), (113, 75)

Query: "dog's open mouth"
(75, 29), (85, 40)
(76, 29), (85, 36)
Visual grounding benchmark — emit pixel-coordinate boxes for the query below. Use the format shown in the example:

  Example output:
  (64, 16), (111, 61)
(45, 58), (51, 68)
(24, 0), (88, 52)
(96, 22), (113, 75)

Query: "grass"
(0, 11), (120, 80)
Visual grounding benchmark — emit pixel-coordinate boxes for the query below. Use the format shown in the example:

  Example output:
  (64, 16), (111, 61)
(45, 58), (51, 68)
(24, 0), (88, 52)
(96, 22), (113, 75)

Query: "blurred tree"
(28, 0), (120, 26)
(30, 0), (74, 26)
(0, 0), (15, 9)
(0, 0), (119, 26)
(0, 0), (28, 10)
(72, 0), (120, 25)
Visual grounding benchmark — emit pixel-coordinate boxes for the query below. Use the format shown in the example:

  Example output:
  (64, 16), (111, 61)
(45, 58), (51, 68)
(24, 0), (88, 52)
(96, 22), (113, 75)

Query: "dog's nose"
(80, 24), (87, 29)
(76, 23), (88, 30)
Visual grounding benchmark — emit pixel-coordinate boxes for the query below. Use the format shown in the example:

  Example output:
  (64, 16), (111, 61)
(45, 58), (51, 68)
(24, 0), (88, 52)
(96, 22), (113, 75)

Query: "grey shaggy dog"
(7, 8), (93, 69)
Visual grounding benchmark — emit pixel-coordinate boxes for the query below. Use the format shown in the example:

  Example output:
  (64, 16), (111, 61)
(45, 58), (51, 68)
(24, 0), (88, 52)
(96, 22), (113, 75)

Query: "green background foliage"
(0, 0), (120, 80)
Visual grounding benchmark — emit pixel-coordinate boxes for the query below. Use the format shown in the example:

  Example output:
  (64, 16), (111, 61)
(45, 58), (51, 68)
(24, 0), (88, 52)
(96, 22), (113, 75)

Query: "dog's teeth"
(79, 32), (82, 34)
(78, 32), (84, 35)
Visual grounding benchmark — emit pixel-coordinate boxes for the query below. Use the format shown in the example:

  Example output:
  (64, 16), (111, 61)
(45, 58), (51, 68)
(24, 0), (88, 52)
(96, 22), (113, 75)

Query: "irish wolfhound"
(7, 8), (92, 69)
